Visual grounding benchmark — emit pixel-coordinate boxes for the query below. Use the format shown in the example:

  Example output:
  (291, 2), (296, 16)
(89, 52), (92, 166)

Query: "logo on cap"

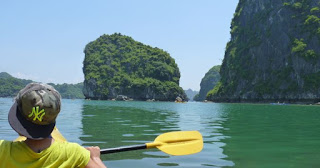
(28, 106), (45, 122)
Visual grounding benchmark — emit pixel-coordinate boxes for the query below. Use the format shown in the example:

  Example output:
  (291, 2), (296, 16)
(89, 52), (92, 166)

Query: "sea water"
(1, 98), (319, 168)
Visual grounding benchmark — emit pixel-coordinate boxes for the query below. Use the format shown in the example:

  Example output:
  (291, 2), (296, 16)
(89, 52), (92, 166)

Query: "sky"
(0, 0), (238, 91)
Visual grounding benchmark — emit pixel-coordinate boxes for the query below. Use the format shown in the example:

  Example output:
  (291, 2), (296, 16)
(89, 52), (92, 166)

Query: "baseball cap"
(8, 83), (61, 139)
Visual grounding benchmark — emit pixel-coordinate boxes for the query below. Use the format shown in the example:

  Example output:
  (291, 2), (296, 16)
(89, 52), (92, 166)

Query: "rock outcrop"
(208, 0), (320, 103)
(194, 65), (220, 101)
(82, 33), (187, 101)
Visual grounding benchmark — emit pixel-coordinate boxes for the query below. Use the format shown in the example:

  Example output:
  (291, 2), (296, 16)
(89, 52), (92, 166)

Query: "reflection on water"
(220, 104), (320, 168)
(79, 101), (233, 167)
(0, 98), (233, 167)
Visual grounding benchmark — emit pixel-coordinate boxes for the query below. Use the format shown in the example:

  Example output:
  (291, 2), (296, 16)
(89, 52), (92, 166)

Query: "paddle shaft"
(100, 144), (147, 154)
(15, 130), (203, 156)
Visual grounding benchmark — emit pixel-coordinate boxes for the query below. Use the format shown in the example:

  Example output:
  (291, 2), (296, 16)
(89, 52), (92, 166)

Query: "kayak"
(14, 127), (66, 142)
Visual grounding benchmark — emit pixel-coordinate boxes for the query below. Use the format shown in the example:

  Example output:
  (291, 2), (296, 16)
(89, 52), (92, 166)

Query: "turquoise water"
(1, 98), (320, 167)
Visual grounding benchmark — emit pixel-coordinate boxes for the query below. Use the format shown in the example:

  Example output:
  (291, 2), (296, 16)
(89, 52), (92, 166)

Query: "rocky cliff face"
(82, 33), (187, 101)
(208, 0), (320, 103)
(194, 65), (220, 101)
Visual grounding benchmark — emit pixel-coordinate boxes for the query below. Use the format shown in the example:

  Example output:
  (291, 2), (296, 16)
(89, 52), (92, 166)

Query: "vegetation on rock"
(48, 83), (85, 99)
(82, 33), (187, 101)
(207, 0), (320, 103)
(194, 65), (220, 101)
(0, 72), (84, 99)
(0, 72), (33, 97)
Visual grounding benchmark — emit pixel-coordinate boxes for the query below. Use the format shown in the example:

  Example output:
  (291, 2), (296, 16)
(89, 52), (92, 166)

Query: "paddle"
(100, 131), (203, 156)
(15, 129), (203, 156)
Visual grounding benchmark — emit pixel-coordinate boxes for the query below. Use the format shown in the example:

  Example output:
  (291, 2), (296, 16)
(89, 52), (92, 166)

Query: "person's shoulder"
(54, 141), (90, 166)
(56, 141), (83, 148)
(0, 140), (15, 151)
(54, 141), (88, 154)
(0, 140), (8, 143)
(0, 140), (11, 146)
(0, 140), (5, 146)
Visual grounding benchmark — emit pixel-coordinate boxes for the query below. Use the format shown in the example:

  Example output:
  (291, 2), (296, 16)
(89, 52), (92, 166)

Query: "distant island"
(208, 0), (320, 103)
(184, 89), (199, 101)
(82, 33), (187, 101)
(194, 65), (220, 101)
(0, 72), (84, 99)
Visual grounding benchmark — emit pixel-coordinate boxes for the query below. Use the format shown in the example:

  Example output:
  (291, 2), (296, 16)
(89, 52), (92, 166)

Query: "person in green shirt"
(0, 83), (106, 168)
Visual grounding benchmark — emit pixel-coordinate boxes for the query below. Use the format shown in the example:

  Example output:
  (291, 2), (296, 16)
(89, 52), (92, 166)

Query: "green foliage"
(0, 72), (13, 78)
(48, 83), (85, 99)
(129, 77), (185, 101)
(303, 72), (320, 90)
(310, 7), (320, 13)
(283, 2), (291, 6)
(293, 2), (303, 9)
(231, 26), (239, 34)
(234, 7), (243, 18)
(206, 82), (222, 99)
(303, 15), (320, 37)
(282, 0), (320, 35)
(230, 47), (237, 59)
(0, 72), (85, 99)
(304, 15), (320, 26)
(83, 33), (185, 101)
(254, 81), (273, 95)
(193, 93), (200, 101)
(292, 38), (307, 53)
(251, 66), (298, 96)
(292, 38), (319, 59)
(0, 73), (32, 97)
(285, 1), (320, 60)
(304, 50), (317, 59)
(284, 0), (311, 11)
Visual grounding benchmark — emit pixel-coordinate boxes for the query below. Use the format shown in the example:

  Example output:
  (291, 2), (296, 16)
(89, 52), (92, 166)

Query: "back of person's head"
(8, 83), (61, 139)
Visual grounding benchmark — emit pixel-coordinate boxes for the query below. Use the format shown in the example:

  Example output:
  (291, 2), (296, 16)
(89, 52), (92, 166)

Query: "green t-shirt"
(0, 140), (90, 168)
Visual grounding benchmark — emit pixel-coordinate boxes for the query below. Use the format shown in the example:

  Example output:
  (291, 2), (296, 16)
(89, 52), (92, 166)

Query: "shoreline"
(1, 97), (320, 105)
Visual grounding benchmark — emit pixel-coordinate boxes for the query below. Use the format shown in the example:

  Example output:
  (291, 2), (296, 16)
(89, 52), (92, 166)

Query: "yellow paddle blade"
(14, 127), (67, 142)
(146, 131), (203, 156)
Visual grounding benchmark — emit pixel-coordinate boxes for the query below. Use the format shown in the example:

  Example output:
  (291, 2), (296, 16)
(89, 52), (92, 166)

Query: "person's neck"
(24, 137), (54, 153)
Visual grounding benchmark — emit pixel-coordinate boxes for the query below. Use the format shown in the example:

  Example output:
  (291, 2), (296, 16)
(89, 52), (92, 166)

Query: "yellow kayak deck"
(14, 127), (67, 142)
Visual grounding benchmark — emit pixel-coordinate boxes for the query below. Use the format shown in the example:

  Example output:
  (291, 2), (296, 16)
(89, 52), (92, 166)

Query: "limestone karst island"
(82, 33), (187, 101)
